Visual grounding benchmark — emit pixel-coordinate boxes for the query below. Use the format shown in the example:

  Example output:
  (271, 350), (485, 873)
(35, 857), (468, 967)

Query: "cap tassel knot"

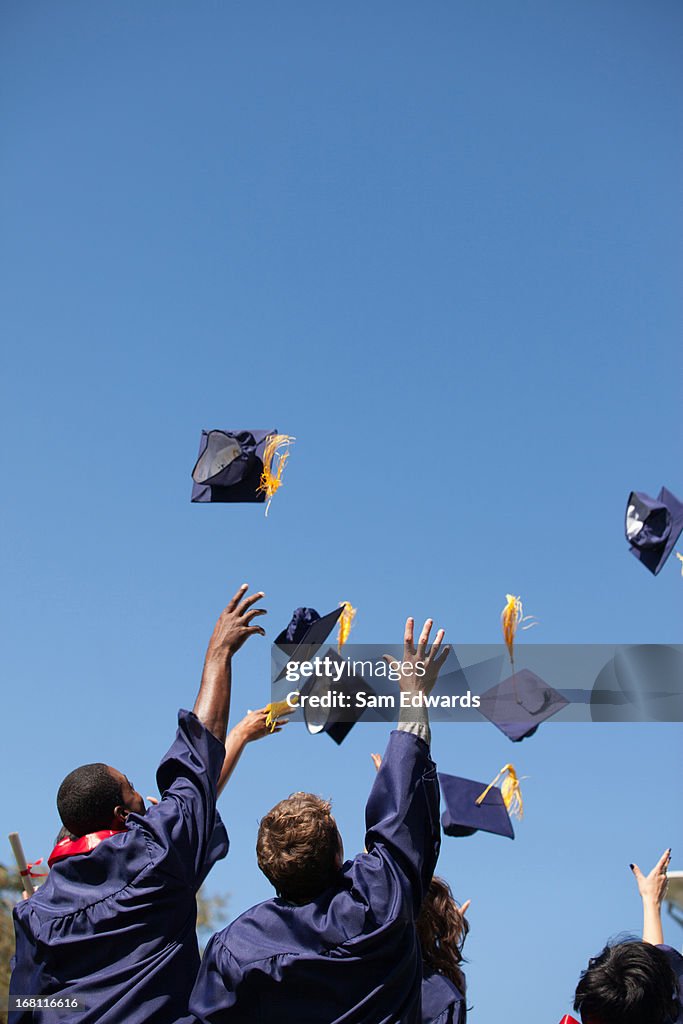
(475, 764), (524, 820)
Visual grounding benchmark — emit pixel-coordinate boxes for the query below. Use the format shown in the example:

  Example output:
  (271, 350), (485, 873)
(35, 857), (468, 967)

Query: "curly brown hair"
(256, 792), (342, 903)
(417, 876), (469, 994)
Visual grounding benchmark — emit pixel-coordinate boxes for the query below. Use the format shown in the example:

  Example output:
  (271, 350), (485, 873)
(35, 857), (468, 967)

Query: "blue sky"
(1, 1), (682, 1020)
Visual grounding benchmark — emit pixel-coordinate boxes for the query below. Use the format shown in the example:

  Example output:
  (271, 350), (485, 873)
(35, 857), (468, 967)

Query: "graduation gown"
(420, 966), (466, 1024)
(9, 711), (228, 1024)
(659, 946), (683, 1022)
(190, 728), (440, 1024)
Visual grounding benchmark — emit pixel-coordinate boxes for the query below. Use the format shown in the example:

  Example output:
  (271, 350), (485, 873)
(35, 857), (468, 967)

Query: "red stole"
(48, 828), (126, 868)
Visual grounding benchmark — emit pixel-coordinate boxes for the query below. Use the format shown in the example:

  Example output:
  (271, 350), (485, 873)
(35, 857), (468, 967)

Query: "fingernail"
(629, 863), (634, 870)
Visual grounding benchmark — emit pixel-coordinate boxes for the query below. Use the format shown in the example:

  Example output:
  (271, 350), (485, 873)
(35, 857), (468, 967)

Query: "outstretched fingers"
(238, 591), (266, 616)
(226, 583), (249, 612)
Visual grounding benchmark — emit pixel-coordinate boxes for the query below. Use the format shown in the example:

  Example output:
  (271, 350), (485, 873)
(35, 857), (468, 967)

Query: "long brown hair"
(417, 876), (469, 993)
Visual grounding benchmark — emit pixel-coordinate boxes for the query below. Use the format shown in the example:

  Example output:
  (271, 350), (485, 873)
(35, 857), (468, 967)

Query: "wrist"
(230, 722), (251, 745)
(205, 646), (234, 668)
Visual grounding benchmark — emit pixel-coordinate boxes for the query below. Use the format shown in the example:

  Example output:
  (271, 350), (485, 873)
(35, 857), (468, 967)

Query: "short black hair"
(56, 763), (123, 838)
(574, 941), (681, 1024)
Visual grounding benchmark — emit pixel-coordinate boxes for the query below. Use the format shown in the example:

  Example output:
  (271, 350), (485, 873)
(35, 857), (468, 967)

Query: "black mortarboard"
(478, 668), (569, 741)
(191, 429), (293, 509)
(191, 429), (273, 503)
(273, 606), (345, 682)
(302, 648), (376, 745)
(625, 487), (683, 575)
(438, 771), (515, 839)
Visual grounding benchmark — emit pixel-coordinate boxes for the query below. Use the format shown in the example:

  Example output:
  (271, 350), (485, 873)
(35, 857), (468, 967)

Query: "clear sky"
(1, 1), (682, 1020)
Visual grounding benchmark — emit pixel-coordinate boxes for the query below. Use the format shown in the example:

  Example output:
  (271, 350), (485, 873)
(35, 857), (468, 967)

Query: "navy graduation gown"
(9, 711), (228, 1024)
(420, 966), (466, 1024)
(659, 946), (683, 1022)
(190, 729), (440, 1024)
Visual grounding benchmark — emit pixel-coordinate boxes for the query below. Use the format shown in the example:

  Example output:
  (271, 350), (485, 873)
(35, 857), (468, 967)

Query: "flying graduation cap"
(478, 595), (568, 741)
(479, 668), (569, 742)
(273, 605), (369, 741)
(302, 647), (375, 745)
(274, 605), (346, 667)
(438, 764), (523, 840)
(191, 429), (294, 513)
(625, 487), (683, 575)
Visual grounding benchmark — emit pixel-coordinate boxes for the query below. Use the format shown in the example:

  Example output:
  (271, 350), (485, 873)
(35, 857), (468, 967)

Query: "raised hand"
(631, 847), (671, 945)
(385, 617), (450, 697)
(631, 848), (671, 908)
(205, 584), (267, 664)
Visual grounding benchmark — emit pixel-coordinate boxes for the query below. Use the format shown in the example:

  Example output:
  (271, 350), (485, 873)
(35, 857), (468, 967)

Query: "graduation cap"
(479, 668), (569, 742)
(302, 647), (375, 745)
(625, 487), (683, 575)
(275, 605), (344, 660)
(438, 765), (522, 840)
(191, 429), (294, 512)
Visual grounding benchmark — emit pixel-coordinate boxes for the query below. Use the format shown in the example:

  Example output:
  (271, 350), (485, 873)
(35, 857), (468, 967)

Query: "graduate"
(571, 849), (682, 1024)
(9, 583), (269, 1024)
(190, 616), (450, 1024)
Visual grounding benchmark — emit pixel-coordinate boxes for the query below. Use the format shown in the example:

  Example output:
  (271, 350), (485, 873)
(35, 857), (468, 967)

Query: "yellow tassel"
(677, 552), (683, 576)
(475, 764), (524, 820)
(257, 434), (295, 516)
(501, 593), (537, 667)
(265, 696), (298, 733)
(337, 601), (357, 653)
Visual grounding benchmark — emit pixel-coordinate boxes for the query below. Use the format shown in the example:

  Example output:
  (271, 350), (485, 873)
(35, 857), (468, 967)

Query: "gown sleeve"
(136, 710), (229, 888)
(353, 728), (441, 921)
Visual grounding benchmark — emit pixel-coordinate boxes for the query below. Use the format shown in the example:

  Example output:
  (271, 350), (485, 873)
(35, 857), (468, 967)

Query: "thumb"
(460, 899), (471, 916)
(630, 862), (644, 881)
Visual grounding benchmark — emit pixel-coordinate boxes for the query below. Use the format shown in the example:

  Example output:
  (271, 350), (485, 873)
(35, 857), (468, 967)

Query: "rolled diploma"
(8, 831), (35, 894)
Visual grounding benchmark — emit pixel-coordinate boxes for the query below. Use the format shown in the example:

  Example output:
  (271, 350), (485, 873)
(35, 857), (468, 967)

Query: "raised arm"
(216, 706), (291, 796)
(359, 617), (450, 914)
(140, 585), (267, 887)
(193, 584), (267, 742)
(631, 848), (671, 945)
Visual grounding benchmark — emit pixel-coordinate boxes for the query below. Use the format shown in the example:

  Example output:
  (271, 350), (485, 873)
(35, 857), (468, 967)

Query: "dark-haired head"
(57, 764), (144, 838)
(574, 940), (681, 1024)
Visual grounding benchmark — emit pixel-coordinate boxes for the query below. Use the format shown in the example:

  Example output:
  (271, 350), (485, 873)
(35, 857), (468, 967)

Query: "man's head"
(574, 941), (681, 1024)
(56, 764), (144, 838)
(256, 792), (343, 903)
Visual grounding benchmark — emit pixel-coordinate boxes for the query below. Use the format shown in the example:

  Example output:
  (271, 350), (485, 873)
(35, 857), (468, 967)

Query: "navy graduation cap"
(479, 668), (569, 742)
(625, 487), (683, 575)
(302, 647), (376, 745)
(274, 606), (345, 670)
(191, 429), (294, 510)
(438, 771), (515, 839)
